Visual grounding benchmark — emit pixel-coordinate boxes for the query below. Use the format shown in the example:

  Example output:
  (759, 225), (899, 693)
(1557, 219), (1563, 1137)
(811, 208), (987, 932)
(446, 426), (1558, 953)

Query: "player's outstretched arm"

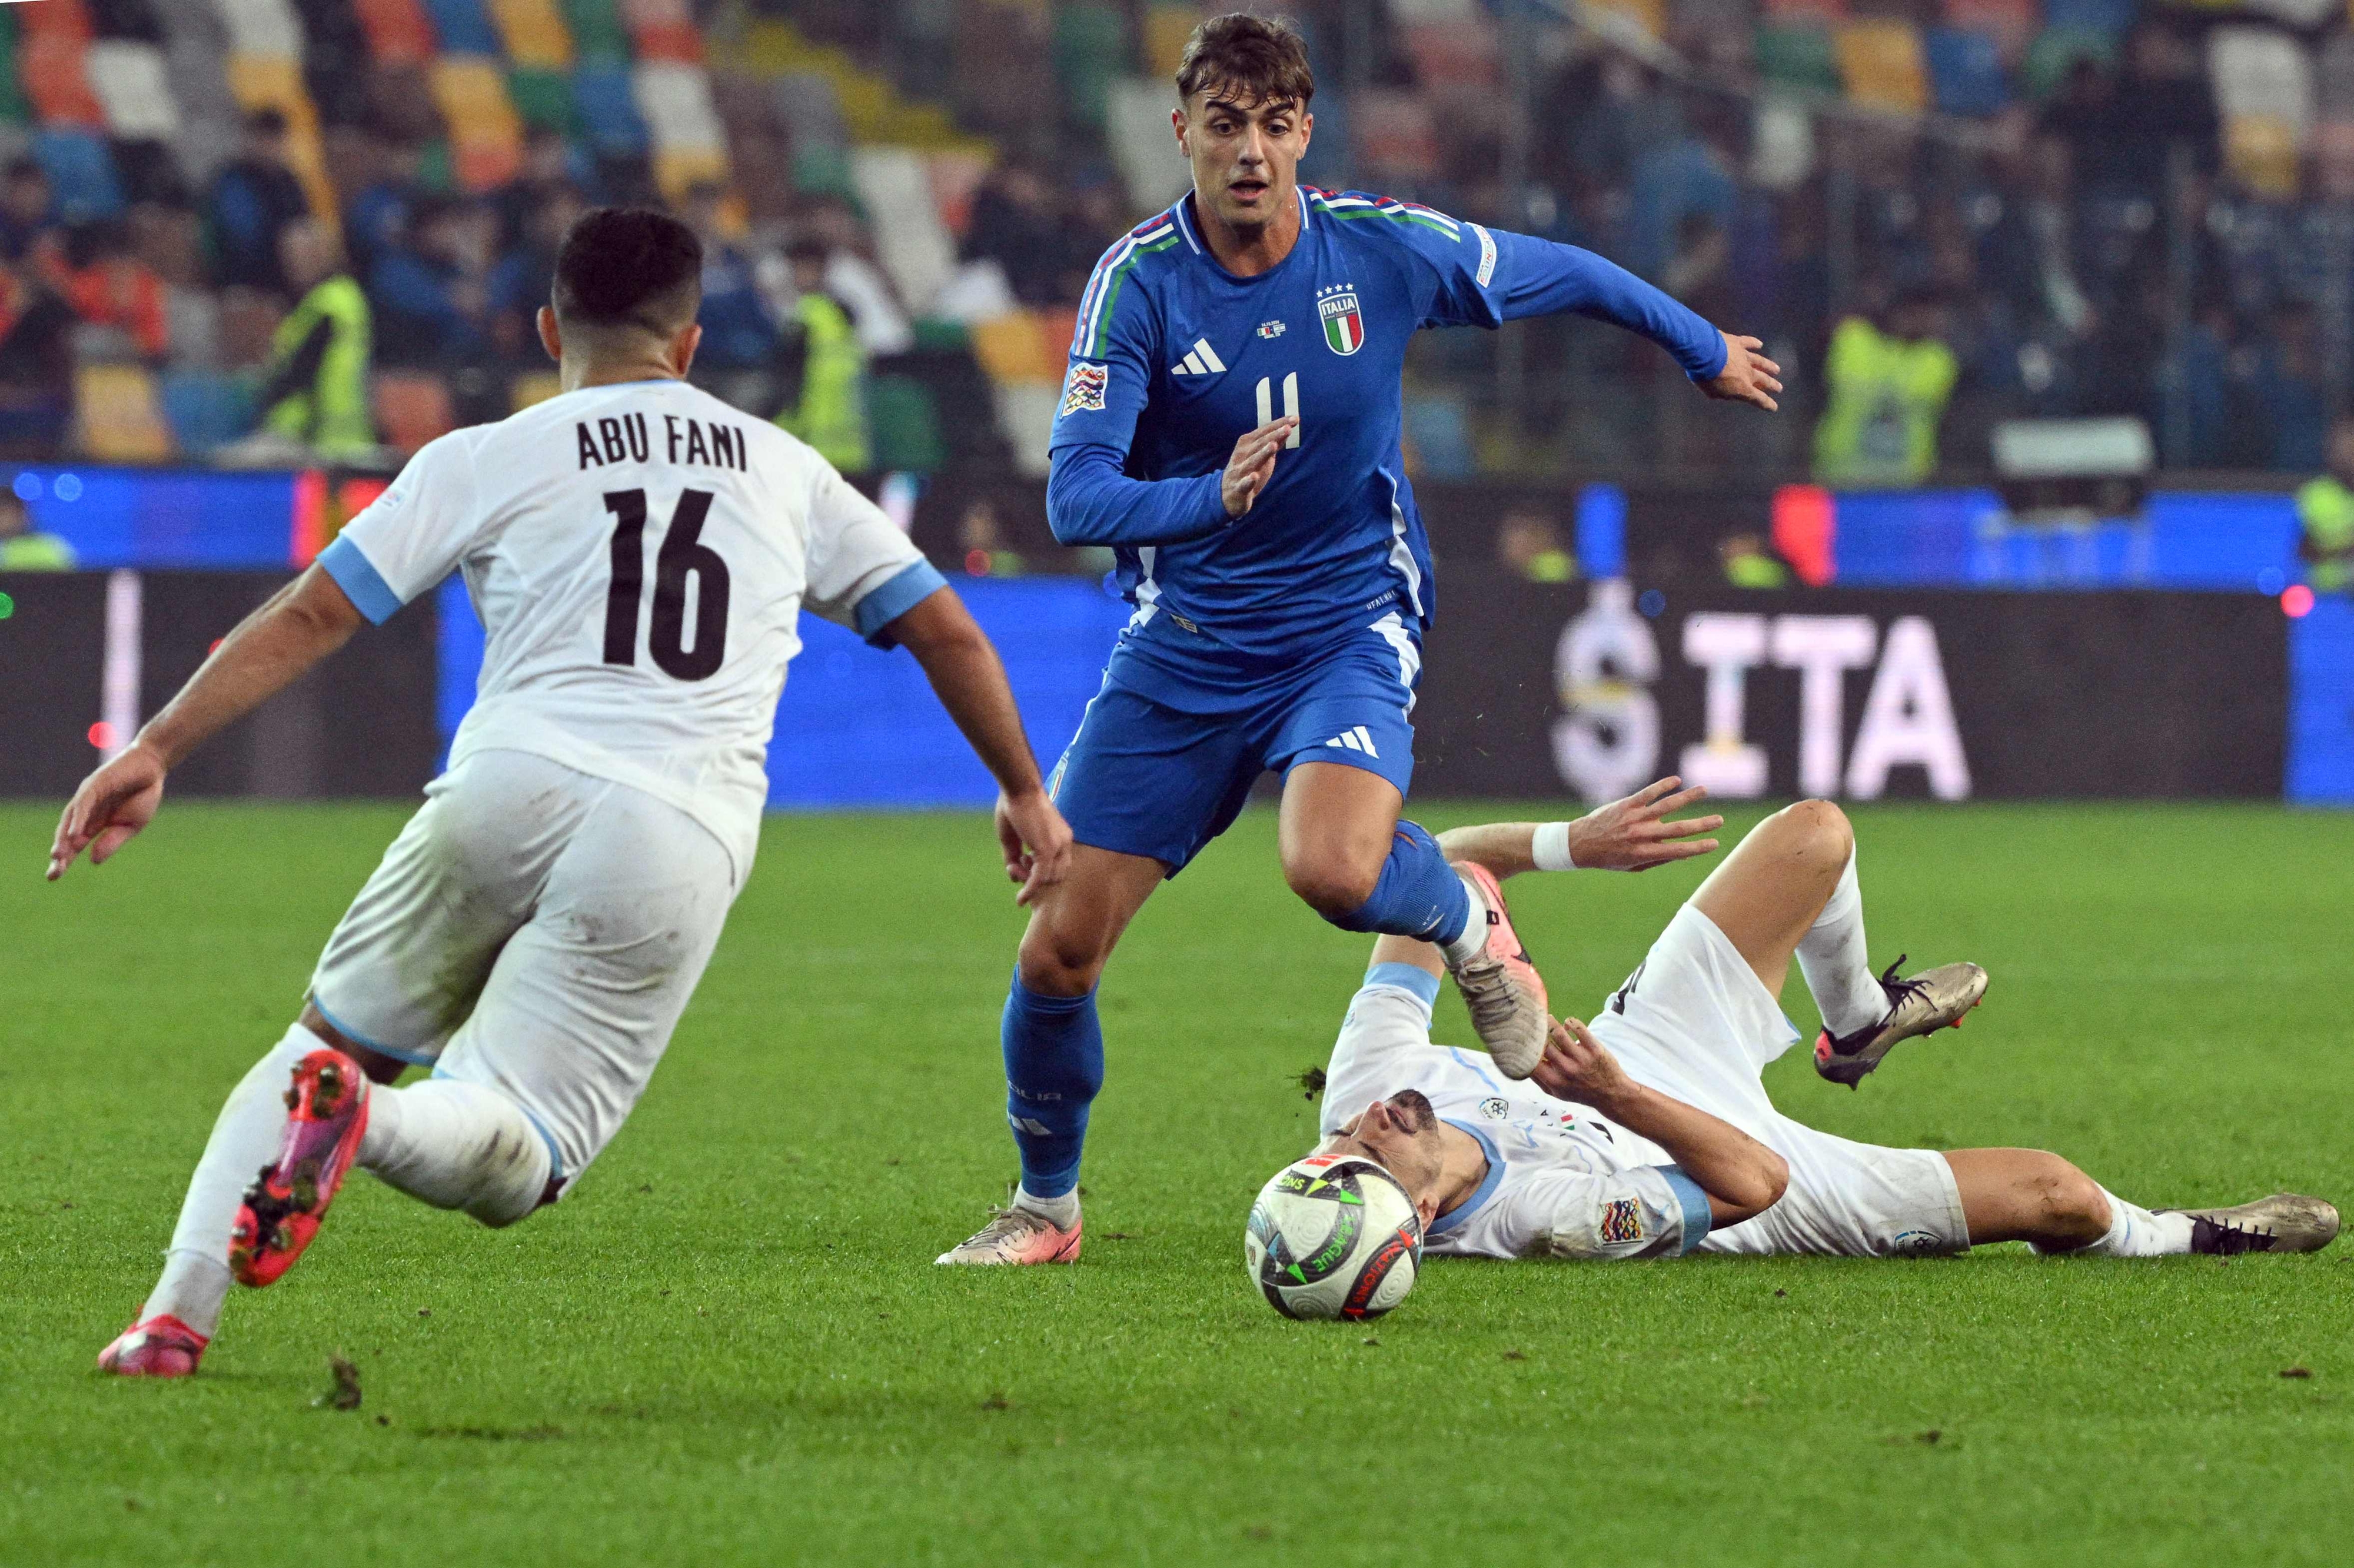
(887, 587), (1074, 907)
(1462, 229), (1779, 410)
(1434, 777), (1723, 879)
(46, 562), (365, 881)
(1532, 1017), (1787, 1226)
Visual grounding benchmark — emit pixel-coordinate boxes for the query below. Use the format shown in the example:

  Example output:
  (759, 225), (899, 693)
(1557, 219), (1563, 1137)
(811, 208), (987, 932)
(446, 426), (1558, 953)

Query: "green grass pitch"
(5, 798), (2350, 1566)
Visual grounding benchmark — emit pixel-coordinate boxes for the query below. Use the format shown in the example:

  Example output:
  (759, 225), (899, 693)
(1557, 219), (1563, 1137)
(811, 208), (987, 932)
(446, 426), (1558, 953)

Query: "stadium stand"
(0, 0), (2346, 485)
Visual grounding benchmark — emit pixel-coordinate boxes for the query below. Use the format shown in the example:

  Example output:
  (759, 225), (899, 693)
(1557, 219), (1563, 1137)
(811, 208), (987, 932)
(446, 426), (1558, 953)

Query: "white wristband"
(1532, 821), (1577, 871)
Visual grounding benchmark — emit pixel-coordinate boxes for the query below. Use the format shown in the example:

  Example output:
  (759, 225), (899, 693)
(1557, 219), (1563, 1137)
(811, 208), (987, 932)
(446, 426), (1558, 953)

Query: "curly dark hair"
(1175, 12), (1315, 109)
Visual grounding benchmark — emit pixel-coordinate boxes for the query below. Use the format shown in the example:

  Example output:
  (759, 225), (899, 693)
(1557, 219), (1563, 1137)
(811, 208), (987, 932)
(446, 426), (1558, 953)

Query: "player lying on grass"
(1298, 787), (2338, 1263)
(946, 14), (1783, 1266)
(56, 208), (1075, 1378)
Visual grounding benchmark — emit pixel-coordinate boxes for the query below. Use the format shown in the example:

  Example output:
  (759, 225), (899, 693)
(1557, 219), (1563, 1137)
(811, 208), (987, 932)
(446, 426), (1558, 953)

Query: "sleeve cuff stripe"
(1362, 962), (1442, 1008)
(318, 535), (403, 624)
(1658, 1166), (1714, 1254)
(853, 558), (949, 642)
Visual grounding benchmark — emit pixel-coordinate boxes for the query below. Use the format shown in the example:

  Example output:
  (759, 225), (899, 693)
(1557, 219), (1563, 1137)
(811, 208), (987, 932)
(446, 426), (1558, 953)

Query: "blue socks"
(1002, 976), (1105, 1200)
(1329, 820), (1472, 946)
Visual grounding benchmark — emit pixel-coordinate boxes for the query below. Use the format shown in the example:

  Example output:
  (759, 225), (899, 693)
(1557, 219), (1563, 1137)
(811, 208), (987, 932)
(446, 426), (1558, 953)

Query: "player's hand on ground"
(1567, 775), (1723, 872)
(1531, 1016), (1632, 1107)
(1221, 417), (1298, 518)
(1701, 333), (1781, 412)
(996, 787), (1074, 907)
(48, 742), (167, 881)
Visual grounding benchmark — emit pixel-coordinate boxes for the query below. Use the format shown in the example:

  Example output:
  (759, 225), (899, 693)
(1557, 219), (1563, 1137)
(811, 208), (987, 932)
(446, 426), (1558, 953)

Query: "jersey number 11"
(601, 488), (731, 680)
(1254, 374), (1302, 448)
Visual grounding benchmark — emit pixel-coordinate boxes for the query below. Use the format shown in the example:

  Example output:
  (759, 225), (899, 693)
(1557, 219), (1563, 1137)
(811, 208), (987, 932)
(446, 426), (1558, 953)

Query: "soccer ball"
(1244, 1154), (1423, 1320)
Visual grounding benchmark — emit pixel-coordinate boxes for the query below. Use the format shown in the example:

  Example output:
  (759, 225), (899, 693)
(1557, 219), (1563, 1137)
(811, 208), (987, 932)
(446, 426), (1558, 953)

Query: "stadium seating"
(852, 145), (956, 321)
(419, 0), (501, 57)
(1052, 3), (1126, 132)
(22, 31), (109, 128)
(215, 0), (307, 61)
(508, 66), (578, 133)
(1833, 21), (1930, 114)
(572, 61), (648, 155)
(34, 128), (127, 222)
(560, 0), (630, 63)
(433, 55), (524, 189)
(623, 0), (701, 66)
(1942, 0), (2035, 66)
(85, 39), (180, 138)
(354, 0), (438, 66)
(489, 0), (571, 68)
(1755, 24), (1843, 97)
(76, 363), (175, 462)
(2213, 26), (2314, 198)
(1924, 26), (2008, 117)
(2021, 26), (2114, 99)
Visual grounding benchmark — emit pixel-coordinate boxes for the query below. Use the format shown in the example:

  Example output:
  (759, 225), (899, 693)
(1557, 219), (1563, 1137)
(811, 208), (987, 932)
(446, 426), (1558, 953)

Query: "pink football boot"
(229, 1048), (371, 1287)
(1447, 860), (1550, 1078)
(97, 1313), (210, 1377)
(936, 1204), (1083, 1266)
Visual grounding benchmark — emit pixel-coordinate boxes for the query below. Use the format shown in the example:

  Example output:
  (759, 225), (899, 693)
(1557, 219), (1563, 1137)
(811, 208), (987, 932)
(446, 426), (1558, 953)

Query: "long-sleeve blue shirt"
(1045, 187), (1725, 661)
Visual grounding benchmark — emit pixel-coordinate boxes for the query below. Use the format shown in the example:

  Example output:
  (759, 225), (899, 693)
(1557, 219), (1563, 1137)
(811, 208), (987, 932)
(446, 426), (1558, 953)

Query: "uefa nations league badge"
(1318, 285), (1365, 355)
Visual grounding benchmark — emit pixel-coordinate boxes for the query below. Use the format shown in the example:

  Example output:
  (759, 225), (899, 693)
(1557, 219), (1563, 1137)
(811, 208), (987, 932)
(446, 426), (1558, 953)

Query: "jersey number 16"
(601, 488), (730, 680)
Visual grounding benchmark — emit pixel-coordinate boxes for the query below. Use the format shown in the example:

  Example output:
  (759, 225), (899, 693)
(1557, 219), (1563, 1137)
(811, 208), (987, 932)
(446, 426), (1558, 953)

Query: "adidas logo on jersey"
(1323, 727), (1380, 758)
(1171, 338), (1227, 376)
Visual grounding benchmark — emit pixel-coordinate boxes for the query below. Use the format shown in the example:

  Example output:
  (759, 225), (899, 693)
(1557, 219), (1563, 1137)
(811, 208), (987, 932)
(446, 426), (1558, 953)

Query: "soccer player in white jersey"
(1289, 784), (2338, 1264)
(58, 209), (1076, 1377)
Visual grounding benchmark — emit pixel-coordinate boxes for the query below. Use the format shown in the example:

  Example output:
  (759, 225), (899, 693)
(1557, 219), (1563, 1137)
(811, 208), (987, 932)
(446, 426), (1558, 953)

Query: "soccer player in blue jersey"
(940, 13), (1783, 1265)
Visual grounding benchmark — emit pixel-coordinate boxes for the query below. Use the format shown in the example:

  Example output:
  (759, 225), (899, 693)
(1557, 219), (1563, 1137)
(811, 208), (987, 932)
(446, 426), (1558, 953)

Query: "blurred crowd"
(1382, 17), (2354, 485)
(7, 0), (2354, 518)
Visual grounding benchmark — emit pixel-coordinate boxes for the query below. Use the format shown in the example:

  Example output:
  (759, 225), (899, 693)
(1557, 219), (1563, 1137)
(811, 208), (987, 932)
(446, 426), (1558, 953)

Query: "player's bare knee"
(1281, 851), (1380, 922)
(1017, 923), (1108, 997)
(1774, 798), (1853, 875)
(2050, 1162), (2111, 1239)
(2025, 1155), (2109, 1243)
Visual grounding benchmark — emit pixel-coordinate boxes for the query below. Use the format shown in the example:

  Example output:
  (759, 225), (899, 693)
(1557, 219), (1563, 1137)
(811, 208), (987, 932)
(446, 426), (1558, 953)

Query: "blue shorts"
(1049, 612), (1423, 875)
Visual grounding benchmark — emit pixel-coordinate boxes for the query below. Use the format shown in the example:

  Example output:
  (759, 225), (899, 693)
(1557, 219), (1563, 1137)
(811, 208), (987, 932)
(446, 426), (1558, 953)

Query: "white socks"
(360, 1078), (551, 1229)
(2059, 1188), (2195, 1257)
(1015, 1185), (1080, 1229)
(1797, 850), (1886, 1040)
(1437, 872), (1491, 968)
(144, 1023), (316, 1336)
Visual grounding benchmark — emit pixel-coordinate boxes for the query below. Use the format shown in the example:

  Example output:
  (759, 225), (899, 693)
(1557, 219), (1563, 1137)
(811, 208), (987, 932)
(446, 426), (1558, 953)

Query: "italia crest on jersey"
(1318, 286), (1365, 355)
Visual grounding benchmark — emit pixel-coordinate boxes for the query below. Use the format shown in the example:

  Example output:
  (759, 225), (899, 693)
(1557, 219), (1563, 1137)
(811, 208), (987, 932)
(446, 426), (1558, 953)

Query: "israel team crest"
(1318, 285), (1365, 355)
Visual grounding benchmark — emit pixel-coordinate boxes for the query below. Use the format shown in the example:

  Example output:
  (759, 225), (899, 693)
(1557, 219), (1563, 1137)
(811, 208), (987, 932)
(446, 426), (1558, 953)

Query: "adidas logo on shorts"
(1324, 727), (1379, 758)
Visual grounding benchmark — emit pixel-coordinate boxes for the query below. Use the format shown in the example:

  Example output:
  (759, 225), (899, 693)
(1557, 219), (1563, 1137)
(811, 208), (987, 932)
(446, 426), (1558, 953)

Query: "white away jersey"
(1318, 966), (1711, 1261)
(319, 379), (944, 876)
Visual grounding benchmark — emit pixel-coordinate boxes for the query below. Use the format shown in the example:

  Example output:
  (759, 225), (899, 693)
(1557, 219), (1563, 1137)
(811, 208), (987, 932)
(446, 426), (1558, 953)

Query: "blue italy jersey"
(1045, 187), (1727, 664)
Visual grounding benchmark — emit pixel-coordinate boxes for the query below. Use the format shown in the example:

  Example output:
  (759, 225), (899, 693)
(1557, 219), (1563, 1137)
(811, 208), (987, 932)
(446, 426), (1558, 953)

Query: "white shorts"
(1587, 903), (1970, 1259)
(310, 748), (739, 1189)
